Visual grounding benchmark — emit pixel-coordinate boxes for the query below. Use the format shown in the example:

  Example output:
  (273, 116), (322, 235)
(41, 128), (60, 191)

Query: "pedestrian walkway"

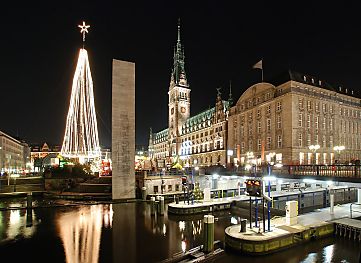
(225, 202), (358, 254)
(271, 203), (352, 227)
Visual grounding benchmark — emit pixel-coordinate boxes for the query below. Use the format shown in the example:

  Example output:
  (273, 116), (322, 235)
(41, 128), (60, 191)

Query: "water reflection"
(323, 244), (334, 263)
(176, 216), (203, 253)
(0, 201), (360, 263)
(57, 204), (113, 263)
(4, 209), (37, 241)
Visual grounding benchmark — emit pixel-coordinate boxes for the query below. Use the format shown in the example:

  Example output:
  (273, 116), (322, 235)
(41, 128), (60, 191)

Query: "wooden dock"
(333, 218), (361, 241)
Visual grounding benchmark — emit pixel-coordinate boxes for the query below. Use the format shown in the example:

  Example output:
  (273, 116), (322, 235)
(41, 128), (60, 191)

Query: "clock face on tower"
(181, 107), (186, 113)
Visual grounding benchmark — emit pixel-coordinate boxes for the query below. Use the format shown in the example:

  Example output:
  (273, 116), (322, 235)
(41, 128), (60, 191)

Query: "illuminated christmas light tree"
(61, 22), (101, 162)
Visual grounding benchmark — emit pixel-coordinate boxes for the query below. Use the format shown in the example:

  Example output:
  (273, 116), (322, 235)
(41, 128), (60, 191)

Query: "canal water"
(0, 199), (360, 263)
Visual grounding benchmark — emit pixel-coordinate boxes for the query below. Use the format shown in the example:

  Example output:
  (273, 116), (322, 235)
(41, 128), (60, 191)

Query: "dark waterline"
(0, 200), (360, 263)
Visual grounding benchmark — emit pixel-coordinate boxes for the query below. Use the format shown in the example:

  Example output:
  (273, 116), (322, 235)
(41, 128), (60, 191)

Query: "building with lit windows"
(148, 21), (231, 169)
(0, 130), (31, 175)
(227, 70), (361, 167)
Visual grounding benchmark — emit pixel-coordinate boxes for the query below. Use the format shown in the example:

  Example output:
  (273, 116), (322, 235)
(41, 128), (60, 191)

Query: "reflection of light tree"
(57, 205), (103, 263)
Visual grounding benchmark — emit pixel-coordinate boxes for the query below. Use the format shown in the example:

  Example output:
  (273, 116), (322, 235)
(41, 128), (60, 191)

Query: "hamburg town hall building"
(148, 21), (232, 169)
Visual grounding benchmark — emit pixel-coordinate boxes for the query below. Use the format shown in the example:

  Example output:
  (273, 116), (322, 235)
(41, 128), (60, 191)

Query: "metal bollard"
(26, 208), (33, 227)
(142, 187), (147, 200)
(160, 196), (165, 215)
(156, 196), (161, 213)
(27, 192), (33, 209)
(239, 218), (247, 233)
(330, 194), (334, 214)
(203, 215), (214, 253)
(150, 197), (156, 216)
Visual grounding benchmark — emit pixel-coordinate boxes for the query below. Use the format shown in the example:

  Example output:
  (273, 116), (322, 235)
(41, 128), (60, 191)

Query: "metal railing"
(236, 164), (361, 179)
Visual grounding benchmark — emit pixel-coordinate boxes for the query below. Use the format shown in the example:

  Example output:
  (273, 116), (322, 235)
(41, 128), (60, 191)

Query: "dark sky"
(1, 1), (361, 148)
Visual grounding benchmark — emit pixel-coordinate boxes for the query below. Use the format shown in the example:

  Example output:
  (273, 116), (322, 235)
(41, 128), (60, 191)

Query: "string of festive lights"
(61, 22), (101, 162)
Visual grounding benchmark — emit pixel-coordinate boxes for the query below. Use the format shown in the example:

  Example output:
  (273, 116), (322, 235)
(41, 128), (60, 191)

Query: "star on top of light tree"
(78, 21), (90, 43)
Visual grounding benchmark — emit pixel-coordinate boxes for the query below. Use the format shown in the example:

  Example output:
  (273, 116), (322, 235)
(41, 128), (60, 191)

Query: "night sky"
(1, 1), (361, 148)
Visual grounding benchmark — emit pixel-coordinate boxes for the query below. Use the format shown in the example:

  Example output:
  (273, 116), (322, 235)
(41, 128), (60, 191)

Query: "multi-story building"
(30, 142), (62, 171)
(228, 70), (361, 166)
(149, 21), (231, 169)
(0, 130), (30, 174)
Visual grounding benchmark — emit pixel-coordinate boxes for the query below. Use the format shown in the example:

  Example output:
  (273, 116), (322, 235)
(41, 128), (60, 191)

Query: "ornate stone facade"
(149, 21), (231, 168)
(227, 70), (361, 166)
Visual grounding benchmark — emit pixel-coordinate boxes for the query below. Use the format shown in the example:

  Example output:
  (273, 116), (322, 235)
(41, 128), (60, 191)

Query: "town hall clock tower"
(168, 19), (190, 158)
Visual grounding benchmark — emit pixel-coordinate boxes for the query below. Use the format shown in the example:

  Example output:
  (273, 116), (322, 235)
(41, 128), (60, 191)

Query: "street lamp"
(161, 168), (166, 194)
(309, 145), (320, 165)
(265, 152), (277, 232)
(246, 152), (256, 175)
(268, 152), (276, 165)
(333, 145), (345, 163)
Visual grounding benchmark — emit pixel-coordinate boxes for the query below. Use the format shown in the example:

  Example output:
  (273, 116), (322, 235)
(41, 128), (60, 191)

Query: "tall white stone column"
(112, 59), (135, 200)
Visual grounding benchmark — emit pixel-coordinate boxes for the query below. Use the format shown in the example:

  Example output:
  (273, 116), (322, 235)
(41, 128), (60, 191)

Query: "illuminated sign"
(245, 179), (263, 197)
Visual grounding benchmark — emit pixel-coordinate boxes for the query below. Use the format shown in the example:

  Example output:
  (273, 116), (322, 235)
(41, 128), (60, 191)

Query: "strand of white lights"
(61, 49), (101, 161)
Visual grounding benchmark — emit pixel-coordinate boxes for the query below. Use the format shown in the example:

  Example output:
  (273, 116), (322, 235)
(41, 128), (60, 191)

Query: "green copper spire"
(171, 18), (188, 87)
(228, 80), (233, 106)
(177, 18), (181, 46)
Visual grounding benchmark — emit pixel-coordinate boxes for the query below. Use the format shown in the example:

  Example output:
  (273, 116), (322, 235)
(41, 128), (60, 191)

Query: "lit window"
(277, 115), (282, 129)
(277, 101), (282, 111)
(299, 98), (304, 109)
(266, 137), (271, 150)
(277, 135), (282, 148)
(307, 133), (311, 146)
(307, 115), (311, 129)
(248, 140), (253, 151)
(267, 118), (271, 132)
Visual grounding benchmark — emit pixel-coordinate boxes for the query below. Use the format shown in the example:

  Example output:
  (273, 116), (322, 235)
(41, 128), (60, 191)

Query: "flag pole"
(261, 58), (264, 82)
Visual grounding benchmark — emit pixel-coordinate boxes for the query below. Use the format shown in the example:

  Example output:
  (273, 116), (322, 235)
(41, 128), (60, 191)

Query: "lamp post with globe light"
(265, 152), (279, 232)
(333, 145), (345, 163)
(309, 145), (320, 165)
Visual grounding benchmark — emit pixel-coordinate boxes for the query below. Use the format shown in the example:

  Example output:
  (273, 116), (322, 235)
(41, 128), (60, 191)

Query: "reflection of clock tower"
(168, 19), (190, 158)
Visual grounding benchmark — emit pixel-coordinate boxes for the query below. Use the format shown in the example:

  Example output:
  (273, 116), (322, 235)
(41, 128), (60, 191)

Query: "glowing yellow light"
(9, 210), (20, 225)
(61, 48), (101, 163)
(181, 241), (186, 253)
(179, 221), (185, 231)
(78, 21), (90, 42)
